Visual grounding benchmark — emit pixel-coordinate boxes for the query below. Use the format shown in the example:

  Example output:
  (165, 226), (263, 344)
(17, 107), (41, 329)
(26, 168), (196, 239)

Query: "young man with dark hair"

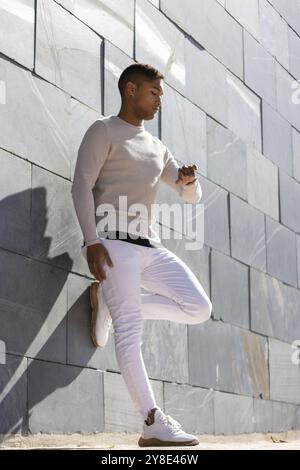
(71, 63), (212, 447)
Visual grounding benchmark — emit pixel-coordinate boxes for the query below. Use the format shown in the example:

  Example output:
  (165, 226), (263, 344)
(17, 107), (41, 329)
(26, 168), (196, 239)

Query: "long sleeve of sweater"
(160, 147), (202, 204)
(71, 120), (110, 247)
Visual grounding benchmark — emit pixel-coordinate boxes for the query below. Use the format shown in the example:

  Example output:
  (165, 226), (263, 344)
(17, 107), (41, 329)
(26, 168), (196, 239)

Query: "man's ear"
(126, 81), (136, 97)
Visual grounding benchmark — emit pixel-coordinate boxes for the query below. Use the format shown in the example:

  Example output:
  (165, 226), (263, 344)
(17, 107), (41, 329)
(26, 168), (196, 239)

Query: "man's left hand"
(175, 164), (198, 185)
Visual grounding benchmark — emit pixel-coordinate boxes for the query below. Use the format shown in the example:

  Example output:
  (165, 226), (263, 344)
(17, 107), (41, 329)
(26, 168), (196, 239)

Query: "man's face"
(130, 78), (164, 120)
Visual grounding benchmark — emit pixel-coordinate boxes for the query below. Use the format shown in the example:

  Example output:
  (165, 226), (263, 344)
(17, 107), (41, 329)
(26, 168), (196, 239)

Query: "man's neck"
(117, 111), (143, 127)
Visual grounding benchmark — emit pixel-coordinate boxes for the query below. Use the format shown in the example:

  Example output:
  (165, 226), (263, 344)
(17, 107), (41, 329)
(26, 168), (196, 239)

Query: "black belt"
(101, 231), (156, 248)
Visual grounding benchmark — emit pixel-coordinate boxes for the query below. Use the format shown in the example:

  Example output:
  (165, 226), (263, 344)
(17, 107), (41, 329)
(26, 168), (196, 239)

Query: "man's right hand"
(86, 243), (114, 283)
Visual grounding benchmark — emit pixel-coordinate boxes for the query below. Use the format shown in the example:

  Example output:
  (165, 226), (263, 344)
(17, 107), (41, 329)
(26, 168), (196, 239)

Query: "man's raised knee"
(189, 298), (212, 324)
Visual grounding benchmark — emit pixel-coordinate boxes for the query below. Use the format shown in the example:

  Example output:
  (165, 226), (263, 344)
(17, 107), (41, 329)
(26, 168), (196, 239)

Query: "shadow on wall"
(0, 187), (98, 438)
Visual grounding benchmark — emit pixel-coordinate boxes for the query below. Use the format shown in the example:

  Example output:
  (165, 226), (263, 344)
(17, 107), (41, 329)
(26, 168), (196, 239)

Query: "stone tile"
(31, 166), (79, 275)
(0, 0), (34, 69)
(69, 98), (100, 182)
(137, 10), (228, 131)
(279, 170), (300, 233)
(285, 285), (300, 344)
(250, 268), (287, 341)
(214, 391), (254, 434)
(289, 27), (300, 81)
(226, 0), (260, 41)
(207, 117), (247, 200)
(276, 62), (300, 132)
(104, 41), (133, 117)
(244, 31), (276, 108)
(250, 268), (300, 343)
(55, 0), (134, 56)
(254, 398), (298, 432)
(254, 399), (275, 433)
(188, 319), (269, 398)
(199, 177), (230, 255)
(294, 406), (300, 430)
(293, 127), (300, 182)
(259, 0), (289, 70)
(272, 0), (300, 36)
(25, 259), (68, 363)
(161, 83), (207, 176)
(287, 403), (300, 430)
(160, 0), (243, 78)
(28, 359), (104, 432)
(227, 72), (262, 151)
(67, 273), (119, 372)
(104, 371), (163, 432)
(0, 57), (71, 178)
(0, 249), (68, 363)
(143, 321), (188, 384)
(164, 382), (214, 434)
(0, 149), (31, 255)
(185, 39), (228, 127)
(188, 320), (218, 390)
(266, 216), (297, 287)
(297, 235), (300, 289)
(211, 250), (249, 329)
(269, 338), (300, 405)
(135, 0), (186, 96)
(247, 146), (279, 220)
(230, 194), (266, 271)
(262, 101), (293, 176)
(0, 354), (27, 434)
(36, 0), (102, 111)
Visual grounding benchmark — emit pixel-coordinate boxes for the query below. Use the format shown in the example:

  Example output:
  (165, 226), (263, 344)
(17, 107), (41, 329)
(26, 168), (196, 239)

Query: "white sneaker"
(89, 281), (112, 348)
(138, 408), (199, 447)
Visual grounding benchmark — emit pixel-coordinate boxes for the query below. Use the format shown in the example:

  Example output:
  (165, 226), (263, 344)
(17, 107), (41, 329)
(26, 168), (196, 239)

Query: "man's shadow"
(0, 187), (118, 441)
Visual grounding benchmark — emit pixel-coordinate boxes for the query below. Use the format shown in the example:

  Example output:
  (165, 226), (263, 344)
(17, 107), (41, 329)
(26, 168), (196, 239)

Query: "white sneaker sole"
(138, 436), (199, 447)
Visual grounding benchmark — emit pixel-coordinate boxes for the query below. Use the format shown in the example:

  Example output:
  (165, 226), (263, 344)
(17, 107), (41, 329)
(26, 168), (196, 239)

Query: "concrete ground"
(1, 431), (300, 450)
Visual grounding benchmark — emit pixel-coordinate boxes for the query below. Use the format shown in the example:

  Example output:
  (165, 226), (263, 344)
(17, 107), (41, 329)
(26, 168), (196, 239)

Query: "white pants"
(82, 238), (212, 419)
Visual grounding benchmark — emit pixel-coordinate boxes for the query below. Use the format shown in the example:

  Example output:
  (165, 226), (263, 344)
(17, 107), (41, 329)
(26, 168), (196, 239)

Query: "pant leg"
(140, 245), (212, 324)
(82, 239), (157, 418)
(80, 239), (212, 419)
(81, 241), (212, 325)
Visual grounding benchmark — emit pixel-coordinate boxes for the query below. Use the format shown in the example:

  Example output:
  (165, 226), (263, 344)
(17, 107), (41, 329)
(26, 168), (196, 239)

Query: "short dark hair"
(118, 63), (164, 98)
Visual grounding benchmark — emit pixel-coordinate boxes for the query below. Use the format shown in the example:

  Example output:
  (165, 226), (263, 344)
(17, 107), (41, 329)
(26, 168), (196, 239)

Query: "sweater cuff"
(84, 238), (102, 247)
(181, 178), (202, 204)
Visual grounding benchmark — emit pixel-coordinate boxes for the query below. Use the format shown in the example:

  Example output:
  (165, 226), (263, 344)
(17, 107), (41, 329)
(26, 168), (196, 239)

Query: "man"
(71, 63), (212, 447)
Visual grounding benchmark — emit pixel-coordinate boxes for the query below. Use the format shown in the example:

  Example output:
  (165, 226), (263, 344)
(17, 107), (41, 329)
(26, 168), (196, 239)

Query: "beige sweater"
(71, 115), (202, 248)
